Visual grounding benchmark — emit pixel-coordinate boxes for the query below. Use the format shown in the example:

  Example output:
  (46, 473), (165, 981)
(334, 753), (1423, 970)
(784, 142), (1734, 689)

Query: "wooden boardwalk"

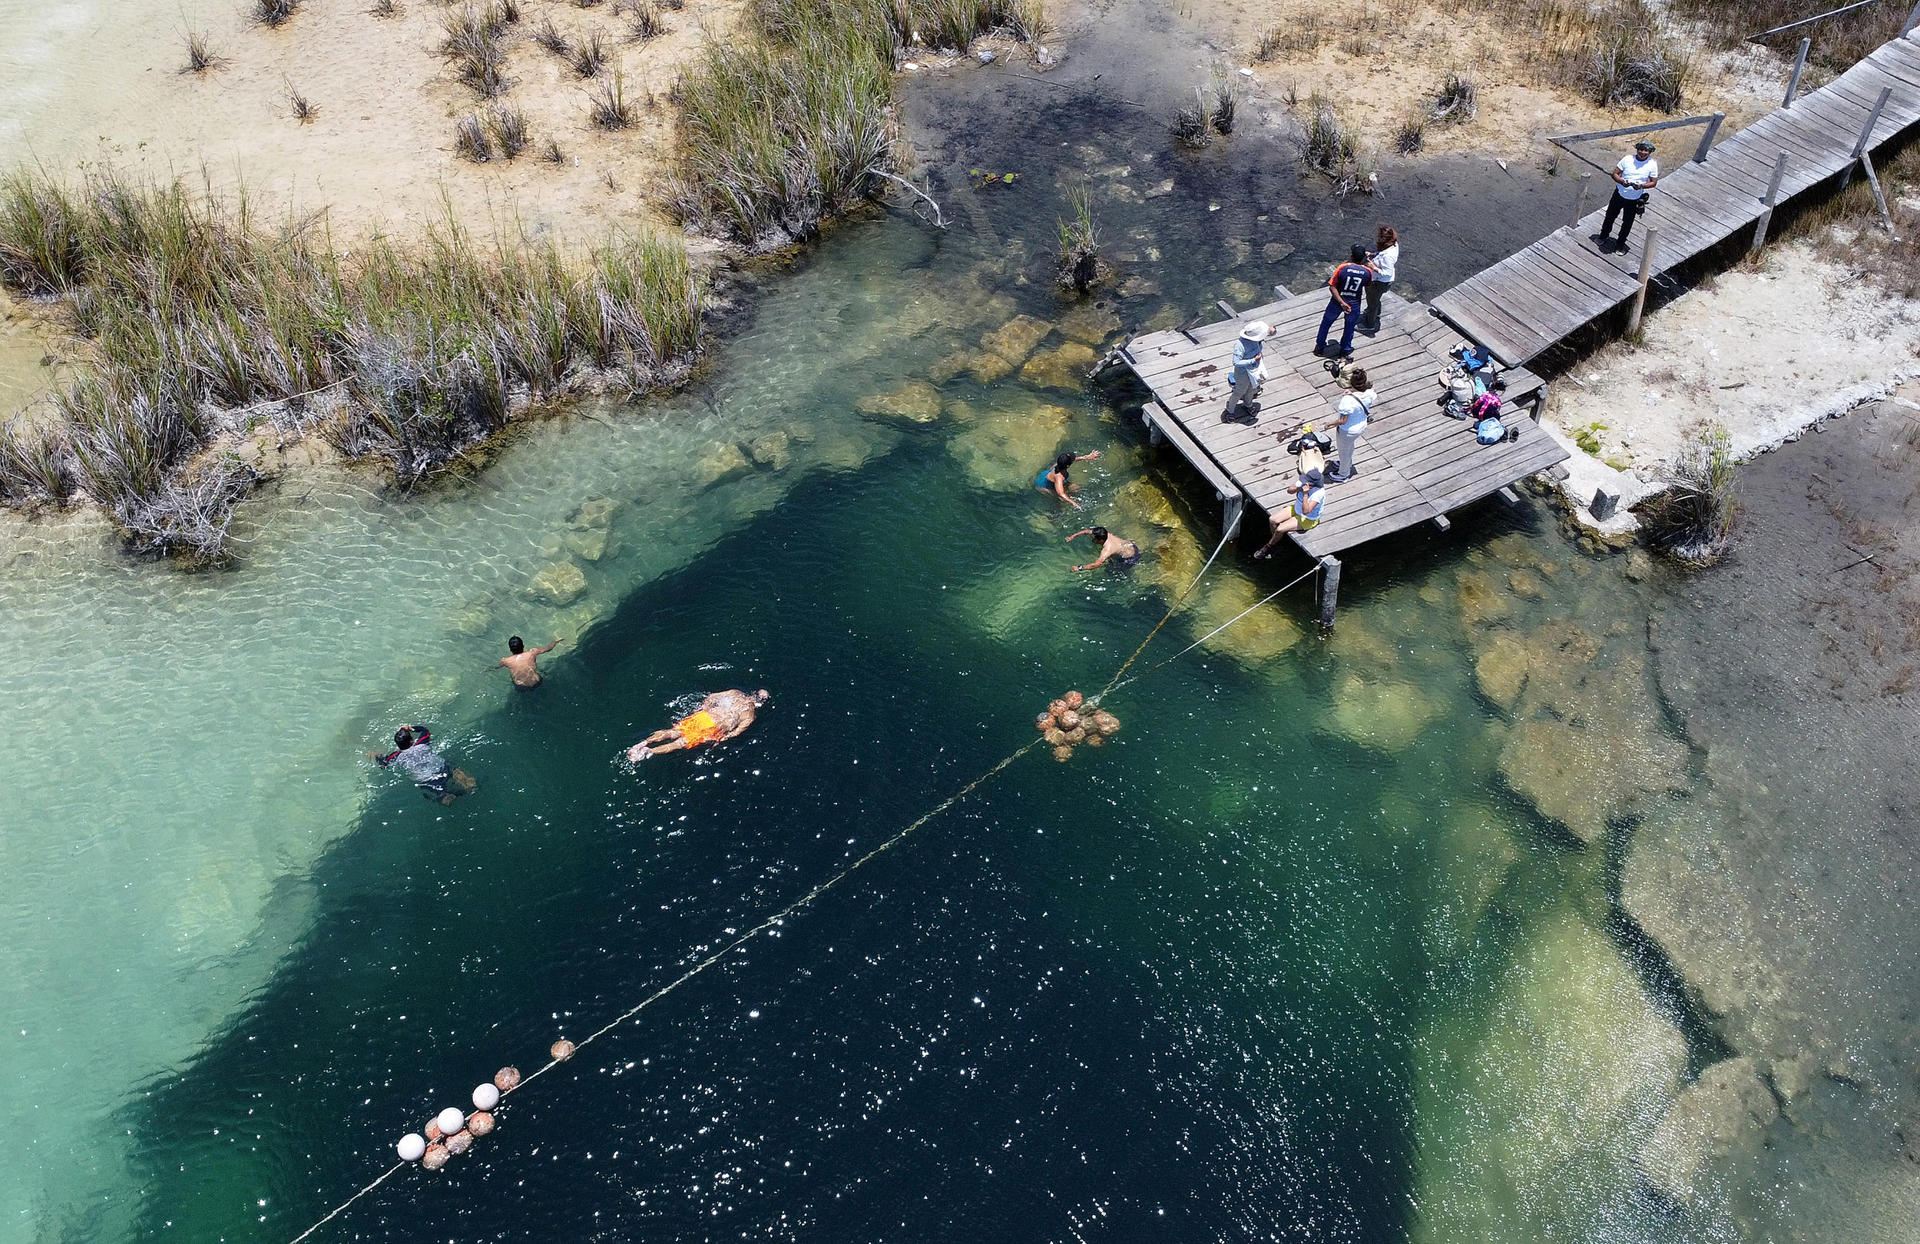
(1432, 32), (1920, 365)
(1117, 290), (1568, 561)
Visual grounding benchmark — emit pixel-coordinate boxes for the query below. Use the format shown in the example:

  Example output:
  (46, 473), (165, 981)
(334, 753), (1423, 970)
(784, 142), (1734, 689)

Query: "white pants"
(1334, 424), (1362, 476)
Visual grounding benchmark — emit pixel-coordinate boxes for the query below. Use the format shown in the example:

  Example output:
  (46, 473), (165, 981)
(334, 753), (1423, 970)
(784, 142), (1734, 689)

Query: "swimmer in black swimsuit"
(1067, 526), (1142, 571)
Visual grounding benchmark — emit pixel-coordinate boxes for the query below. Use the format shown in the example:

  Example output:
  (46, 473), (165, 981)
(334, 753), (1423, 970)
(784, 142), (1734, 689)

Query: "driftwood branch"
(869, 170), (947, 229)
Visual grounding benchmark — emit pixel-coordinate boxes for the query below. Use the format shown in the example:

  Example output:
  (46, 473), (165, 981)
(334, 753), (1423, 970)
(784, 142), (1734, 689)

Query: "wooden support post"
(1627, 228), (1659, 337)
(1430, 514), (1453, 533)
(1859, 153), (1900, 238)
(1841, 85), (1892, 189)
(1317, 556), (1341, 629)
(1223, 493), (1244, 541)
(1570, 172), (1594, 227)
(1216, 299), (1239, 318)
(1751, 152), (1789, 252)
(1691, 112), (1725, 162)
(1783, 37), (1810, 107)
(1272, 284), (1293, 301)
(1904, 0), (1920, 37)
(1531, 381), (1550, 425)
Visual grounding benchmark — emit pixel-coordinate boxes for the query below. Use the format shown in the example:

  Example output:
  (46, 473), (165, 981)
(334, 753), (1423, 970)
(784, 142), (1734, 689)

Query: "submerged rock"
(1020, 341), (1098, 392)
(564, 526), (612, 562)
(1637, 1056), (1778, 1208)
(567, 496), (618, 530)
(979, 314), (1054, 368)
(745, 431), (793, 472)
(945, 397), (1075, 491)
(1473, 633), (1533, 710)
(694, 441), (754, 488)
(1456, 568), (1511, 627)
(1323, 672), (1438, 751)
(1112, 475), (1180, 530)
(525, 561), (587, 607)
(855, 381), (944, 424)
(448, 602), (492, 637)
(1055, 303), (1121, 347)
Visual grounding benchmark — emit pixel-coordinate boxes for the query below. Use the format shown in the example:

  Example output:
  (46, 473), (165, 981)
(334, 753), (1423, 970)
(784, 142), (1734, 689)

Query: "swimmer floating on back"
(1066, 525), (1141, 571)
(627, 689), (770, 761)
(370, 725), (477, 804)
(493, 635), (560, 688)
(1035, 449), (1102, 508)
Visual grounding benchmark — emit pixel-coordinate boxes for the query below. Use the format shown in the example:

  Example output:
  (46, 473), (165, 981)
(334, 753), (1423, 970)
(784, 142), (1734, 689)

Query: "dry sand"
(0, 0), (740, 239)
(1544, 227), (1920, 530)
(1184, 0), (1787, 160)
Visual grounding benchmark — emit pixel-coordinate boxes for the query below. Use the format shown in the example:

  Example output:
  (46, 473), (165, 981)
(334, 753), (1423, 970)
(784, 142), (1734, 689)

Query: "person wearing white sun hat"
(1225, 318), (1275, 424)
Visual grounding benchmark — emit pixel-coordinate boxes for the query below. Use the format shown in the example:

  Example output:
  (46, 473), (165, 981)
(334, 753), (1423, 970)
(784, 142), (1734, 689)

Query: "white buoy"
(436, 1107), (466, 1136)
(473, 1082), (501, 1111)
(397, 1133), (427, 1162)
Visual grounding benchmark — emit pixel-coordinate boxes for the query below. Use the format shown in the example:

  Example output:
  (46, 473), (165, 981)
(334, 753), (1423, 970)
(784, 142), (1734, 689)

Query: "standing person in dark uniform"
(1597, 140), (1660, 252)
(1315, 245), (1372, 360)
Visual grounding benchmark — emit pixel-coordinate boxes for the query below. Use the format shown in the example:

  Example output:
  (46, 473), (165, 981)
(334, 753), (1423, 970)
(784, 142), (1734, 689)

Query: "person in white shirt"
(1598, 140), (1659, 252)
(1327, 366), (1375, 483)
(1361, 224), (1398, 334)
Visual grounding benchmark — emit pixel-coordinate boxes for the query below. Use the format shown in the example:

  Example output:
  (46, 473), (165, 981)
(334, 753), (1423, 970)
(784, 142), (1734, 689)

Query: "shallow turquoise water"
(0, 50), (1741, 1240)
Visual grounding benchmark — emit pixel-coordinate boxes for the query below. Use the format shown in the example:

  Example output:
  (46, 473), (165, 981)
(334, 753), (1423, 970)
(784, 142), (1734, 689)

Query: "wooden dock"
(1432, 31), (1920, 365)
(1116, 289), (1567, 572)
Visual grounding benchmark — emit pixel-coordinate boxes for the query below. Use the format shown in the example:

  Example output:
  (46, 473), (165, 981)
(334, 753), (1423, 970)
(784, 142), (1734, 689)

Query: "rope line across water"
(288, 529), (1318, 1243)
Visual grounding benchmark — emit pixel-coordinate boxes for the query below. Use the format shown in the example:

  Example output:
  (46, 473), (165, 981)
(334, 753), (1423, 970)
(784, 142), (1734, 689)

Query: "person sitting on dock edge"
(1254, 469), (1326, 559)
(1327, 367), (1375, 483)
(627, 689), (770, 761)
(1597, 140), (1659, 253)
(494, 635), (560, 688)
(1036, 449), (1102, 508)
(1315, 245), (1372, 360)
(1067, 525), (1142, 571)
(1225, 319), (1274, 424)
(371, 725), (476, 804)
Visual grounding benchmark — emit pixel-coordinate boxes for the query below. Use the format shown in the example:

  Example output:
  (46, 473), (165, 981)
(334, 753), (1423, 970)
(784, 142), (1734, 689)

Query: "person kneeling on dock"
(1253, 469), (1326, 559)
(627, 689), (770, 760)
(1067, 525), (1141, 571)
(371, 726), (476, 805)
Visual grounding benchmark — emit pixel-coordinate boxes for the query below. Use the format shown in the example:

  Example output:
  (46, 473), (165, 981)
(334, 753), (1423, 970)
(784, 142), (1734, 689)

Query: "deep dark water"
(133, 442), (1476, 1242)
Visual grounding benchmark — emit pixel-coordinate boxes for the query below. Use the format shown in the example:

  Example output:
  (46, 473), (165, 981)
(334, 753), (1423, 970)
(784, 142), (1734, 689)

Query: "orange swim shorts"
(676, 710), (724, 747)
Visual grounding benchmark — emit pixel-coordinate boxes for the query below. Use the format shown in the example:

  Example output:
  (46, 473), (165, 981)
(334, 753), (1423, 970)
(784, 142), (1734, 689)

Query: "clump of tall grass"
(1299, 93), (1354, 174)
(443, 4), (511, 98)
(455, 114), (494, 161)
(488, 104), (531, 157)
(1578, 17), (1692, 111)
(286, 81), (318, 122)
(1643, 422), (1738, 562)
(370, 0), (400, 15)
(1055, 183), (1105, 294)
(1210, 74), (1239, 135)
(1429, 72), (1477, 123)
(182, 32), (222, 74)
(1254, 19), (1322, 60)
(670, 0), (1036, 247)
(253, 0), (301, 27)
(1668, 0), (1898, 71)
(0, 418), (72, 503)
(0, 169), (702, 557)
(570, 29), (609, 76)
(1170, 88), (1212, 148)
(588, 71), (635, 128)
(533, 15), (571, 54)
(624, 0), (666, 40)
(1395, 111), (1426, 154)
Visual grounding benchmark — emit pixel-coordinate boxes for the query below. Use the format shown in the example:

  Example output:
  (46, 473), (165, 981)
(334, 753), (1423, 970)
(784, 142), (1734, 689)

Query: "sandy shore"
(1543, 233), (1920, 531)
(0, 0), (740, 238)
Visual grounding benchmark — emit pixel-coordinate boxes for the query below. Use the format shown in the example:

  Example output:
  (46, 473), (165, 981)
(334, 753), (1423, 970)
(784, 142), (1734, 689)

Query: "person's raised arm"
(534, 639), (560, 657)
(1077, 450), (1101, 461)
(1065, 529), (1093, 543)
(1075, 545), (1115, 572)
